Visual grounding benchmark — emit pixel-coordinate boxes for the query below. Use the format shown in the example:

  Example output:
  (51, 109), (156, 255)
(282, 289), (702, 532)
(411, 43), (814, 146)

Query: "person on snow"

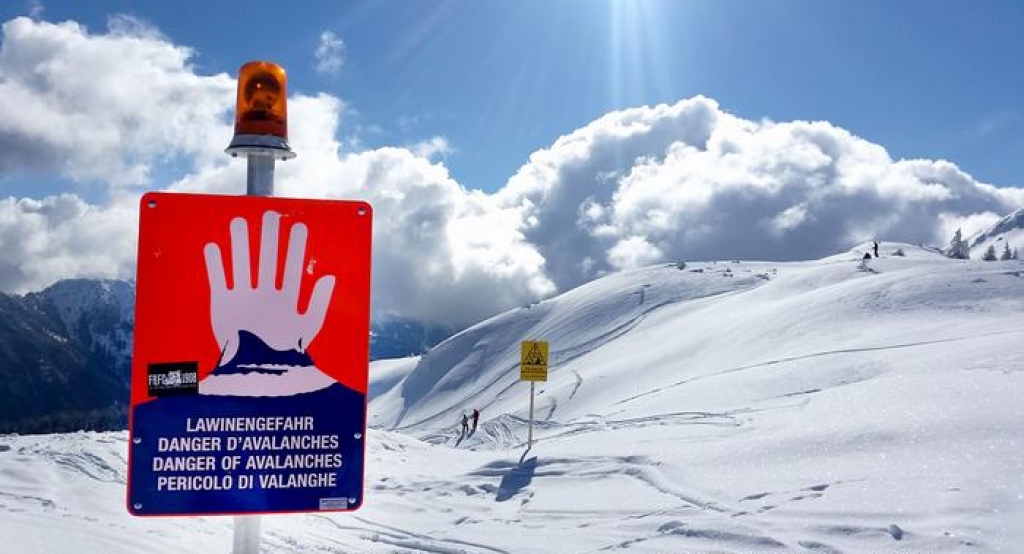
(471, 409), (480, 433)
(460, 412), (469, 436)
(873, 240), (880, 258)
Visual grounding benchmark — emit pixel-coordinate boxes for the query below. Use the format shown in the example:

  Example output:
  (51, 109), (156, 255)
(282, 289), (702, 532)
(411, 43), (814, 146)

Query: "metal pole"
(231, 151), (275, 554)
(528, 381), (535, 448)
(232, 515), (262, 554)
(246, 154), (276, 197)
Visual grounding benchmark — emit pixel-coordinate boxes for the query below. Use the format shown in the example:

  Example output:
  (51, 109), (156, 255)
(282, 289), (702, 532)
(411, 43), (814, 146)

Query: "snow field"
(2, 242), (1022, 552)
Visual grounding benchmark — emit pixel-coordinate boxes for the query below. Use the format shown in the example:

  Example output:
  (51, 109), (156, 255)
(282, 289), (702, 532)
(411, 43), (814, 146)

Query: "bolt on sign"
(520, 340), (549, 382)
(127, 192), (372, 516)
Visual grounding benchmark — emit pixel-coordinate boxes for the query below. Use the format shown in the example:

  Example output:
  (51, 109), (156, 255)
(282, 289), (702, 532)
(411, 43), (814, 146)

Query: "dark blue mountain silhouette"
(214, 330), (314, 375)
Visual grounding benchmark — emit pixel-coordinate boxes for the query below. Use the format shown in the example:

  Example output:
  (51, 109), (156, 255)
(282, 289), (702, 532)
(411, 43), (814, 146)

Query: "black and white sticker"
(147, 362), (199, 396)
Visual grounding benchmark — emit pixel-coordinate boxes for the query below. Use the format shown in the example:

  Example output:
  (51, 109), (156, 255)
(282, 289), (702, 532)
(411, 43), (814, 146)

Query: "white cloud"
(0, 16), (234, 187)
(607, 236), (662, 270)
(2, 17), (1023, 331)
(314, 31), (344, 76)
(0, 193), (137, 292)
(409, 136), (452, 160)
(499, 97), (1024, 288)
(105, 13), (164, 39)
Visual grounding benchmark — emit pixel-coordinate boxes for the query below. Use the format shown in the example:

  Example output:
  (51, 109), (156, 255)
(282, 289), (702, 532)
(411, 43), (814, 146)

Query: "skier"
(460, 412), (469, 436)
(471, 408), (480, 433)
(873, 240), (880, 258)
(862, 252), (872, 260)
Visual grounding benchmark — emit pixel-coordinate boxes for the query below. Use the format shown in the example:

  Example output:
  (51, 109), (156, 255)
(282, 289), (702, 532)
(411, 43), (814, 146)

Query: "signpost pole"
(246, 153), (275, 196)
(520, 340), (547, 450)
(231, 144), (277, 554)
(233, 515), (262, 554)
(224, 61), (295, 554)
(528, 381), (535, 448)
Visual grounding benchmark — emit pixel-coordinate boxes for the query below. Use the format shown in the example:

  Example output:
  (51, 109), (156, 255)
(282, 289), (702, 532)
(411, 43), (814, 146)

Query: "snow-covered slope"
(3, 243), (1023, 553)
(970, 207), (1024, 259)
(373, 242), (1023, 435)
(370, 260), (767, 431)
(368, 356), (420, 401)
(371, 241), (1024, 552)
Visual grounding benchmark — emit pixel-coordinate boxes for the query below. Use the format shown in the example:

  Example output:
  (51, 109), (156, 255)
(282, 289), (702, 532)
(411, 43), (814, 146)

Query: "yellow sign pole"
(520, 340), (548, 449)
(528, 381), (535, 447)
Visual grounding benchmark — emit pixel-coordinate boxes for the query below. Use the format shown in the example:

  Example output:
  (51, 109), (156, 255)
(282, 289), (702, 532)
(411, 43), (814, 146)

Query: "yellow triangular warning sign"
(520, 340), (549, 382)
(524, 342), (546, 366)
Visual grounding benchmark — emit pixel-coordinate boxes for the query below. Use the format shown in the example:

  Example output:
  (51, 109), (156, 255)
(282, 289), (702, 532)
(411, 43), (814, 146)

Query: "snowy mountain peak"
(30, 278), (136, 367)
(976, 206), (1024, 240)
(38, 278), (135, 323)
(970, 207), (1024, 258)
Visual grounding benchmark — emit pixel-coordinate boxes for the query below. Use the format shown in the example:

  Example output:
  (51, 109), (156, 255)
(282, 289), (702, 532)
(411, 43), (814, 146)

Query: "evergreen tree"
(1001, 242), (1013, 261)
(982, 244), (998, 261)
(946, 228), (970, 259)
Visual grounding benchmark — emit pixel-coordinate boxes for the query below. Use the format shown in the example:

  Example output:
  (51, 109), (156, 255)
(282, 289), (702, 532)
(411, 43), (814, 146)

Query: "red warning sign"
(127, 192), (372, 516)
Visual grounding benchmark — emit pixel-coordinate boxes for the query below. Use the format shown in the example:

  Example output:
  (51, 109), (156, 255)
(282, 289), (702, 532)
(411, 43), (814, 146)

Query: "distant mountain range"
(0, 279), (449, 434)
(0, 279), (133, 434)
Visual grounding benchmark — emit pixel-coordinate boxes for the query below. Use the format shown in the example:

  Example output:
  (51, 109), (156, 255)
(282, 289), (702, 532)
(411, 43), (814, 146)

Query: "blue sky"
(2, 1), (1024, 326)
(4, 0), (1023, 194)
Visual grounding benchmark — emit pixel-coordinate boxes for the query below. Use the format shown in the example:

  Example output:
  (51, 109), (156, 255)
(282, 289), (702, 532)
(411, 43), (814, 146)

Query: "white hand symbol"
(203, 211), (336, 365)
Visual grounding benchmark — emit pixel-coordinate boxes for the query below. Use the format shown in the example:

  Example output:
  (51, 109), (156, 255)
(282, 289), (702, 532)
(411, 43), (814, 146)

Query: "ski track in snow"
(569, 370), (583, 400)
(304, 514), (513, 554)
(615, 325), (1024, 407)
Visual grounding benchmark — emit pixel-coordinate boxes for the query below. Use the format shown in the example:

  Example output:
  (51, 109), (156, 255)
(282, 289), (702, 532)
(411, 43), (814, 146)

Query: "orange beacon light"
(226, 61), (295, 160)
